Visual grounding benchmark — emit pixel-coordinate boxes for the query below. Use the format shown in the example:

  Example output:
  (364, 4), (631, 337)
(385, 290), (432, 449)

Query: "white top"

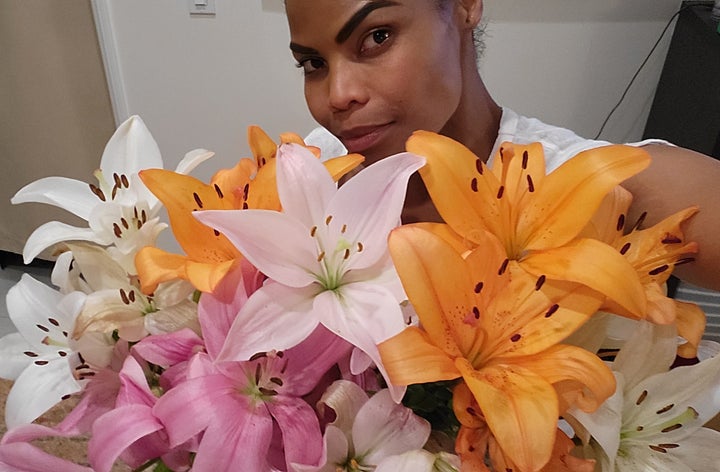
(489, 107), (670, 172)
(306, 107), (671, 171)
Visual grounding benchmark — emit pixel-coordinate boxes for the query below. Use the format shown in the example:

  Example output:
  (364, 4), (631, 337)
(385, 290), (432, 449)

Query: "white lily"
(62, 243), (199, 342)
(293, 380), (431, 472)
(0, 275), (114, 428)
(11, 115), (213, 272)
(567, 320), (720, 471)
(375, 450), (460, 472)
(195, 144), (424, 400)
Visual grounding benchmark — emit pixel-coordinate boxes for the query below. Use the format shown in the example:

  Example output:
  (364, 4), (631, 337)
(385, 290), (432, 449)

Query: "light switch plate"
(189, 0), (216, 16)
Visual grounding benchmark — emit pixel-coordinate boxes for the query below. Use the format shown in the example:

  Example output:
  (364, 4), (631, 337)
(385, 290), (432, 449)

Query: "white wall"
(481, 0), (682, 143)
(95, 0), (683, 180)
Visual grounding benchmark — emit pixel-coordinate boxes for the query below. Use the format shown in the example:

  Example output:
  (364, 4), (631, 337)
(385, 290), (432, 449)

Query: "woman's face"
(285, 0), (466, 164)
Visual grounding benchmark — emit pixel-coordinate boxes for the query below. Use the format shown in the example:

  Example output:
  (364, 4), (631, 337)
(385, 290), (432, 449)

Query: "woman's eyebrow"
(335, 0), (400, 44)
(289, 43), (319, 55)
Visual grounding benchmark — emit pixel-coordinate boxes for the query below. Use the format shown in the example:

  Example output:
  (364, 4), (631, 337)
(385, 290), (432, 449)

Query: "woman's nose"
(327, 62), (369, 113)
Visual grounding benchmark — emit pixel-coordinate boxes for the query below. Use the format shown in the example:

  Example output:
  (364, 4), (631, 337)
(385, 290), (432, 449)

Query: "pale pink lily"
(11, 115), (212, 271)
(567, 321), (720, 471)
(0, 275), (114, 428)
(294, 380), (431, 472)
(194, 144), (424, 401)
(151, 272), (350, 472)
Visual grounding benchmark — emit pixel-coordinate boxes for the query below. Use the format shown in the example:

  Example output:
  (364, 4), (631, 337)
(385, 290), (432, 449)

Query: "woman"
(284, 0), (720, 291)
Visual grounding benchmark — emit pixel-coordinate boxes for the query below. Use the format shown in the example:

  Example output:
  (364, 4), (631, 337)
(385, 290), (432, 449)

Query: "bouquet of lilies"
(1, 115), (719, 472)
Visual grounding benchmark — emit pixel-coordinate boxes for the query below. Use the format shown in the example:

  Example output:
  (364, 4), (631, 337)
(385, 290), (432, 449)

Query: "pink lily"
(0, 424), (93, 472)
(151, 265), (351, 471)
(88, 355), (191, 472)
(293, 380), (431, 472)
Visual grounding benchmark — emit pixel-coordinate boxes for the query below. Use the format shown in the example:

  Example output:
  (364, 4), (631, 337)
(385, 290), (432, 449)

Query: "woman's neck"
(440, 70), (502, 164)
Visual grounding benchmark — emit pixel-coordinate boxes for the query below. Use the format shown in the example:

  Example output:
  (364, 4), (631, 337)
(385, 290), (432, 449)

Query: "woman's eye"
(360, 28), (392, 54)
(296, 57), (326, 75)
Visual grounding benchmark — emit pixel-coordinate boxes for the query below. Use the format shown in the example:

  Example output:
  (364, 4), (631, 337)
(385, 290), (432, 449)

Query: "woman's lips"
(339, 123), (392, 154)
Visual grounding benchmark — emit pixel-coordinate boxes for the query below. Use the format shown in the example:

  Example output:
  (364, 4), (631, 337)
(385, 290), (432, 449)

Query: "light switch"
(189, 0), (215, 16)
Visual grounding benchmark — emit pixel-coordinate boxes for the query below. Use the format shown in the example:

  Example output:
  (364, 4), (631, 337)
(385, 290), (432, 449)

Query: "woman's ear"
(457, 0), (483, 28)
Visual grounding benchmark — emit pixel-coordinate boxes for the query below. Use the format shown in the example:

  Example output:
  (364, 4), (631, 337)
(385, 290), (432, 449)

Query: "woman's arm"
(623, 144), (720, 290)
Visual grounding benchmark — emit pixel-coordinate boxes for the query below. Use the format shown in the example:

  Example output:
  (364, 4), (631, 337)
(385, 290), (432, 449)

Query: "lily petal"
(217, 282), (320, 362)
(99, 116), (162, 185)
(565, 373), (624, 467)
(379, 327), (461, 386)
(276, 143), (338, 228)
(615, 446), (694, 472)
(387, 225), (480, 358)
(318, 380), (370, 435)
(195, 208), (319, 288)
(0, 440), (92, 472)
(407, 131), (503, 242)
(175, 148), (214, 175)
(458, 358), (558, 472)
(374, 450), (438, 472)
(612, 320), (677, 392)
(153, 373), (231, 448)
(88, 405), (164, 472)
(314, 283), (407, 400)
(623, 348), (720, 441)
(479, 265), (604, 359)
(667, 427), (720, 471)
(522, 238), (647, 318)
(196, 263), (252, 359)
(267, 396), (324, 469)
(281, 325), (351, 395)
(0, 334), (34, 380)
(323, 154), (366, 182)
(11, 177), (97, 220)
(675, 300), (707, 359)
(324, 151), (425, 270)
(5, 359), (81, 428)
(191, 395), (273, 472)
(353, 389), (431, 465)
(132, 328), (203, 368)
(22, 221), (107, 263)
(138, 169), (240, 261)
(518, 145), (650, 250)
(501, 343), (616, 413)
(7, 275), (83, 346)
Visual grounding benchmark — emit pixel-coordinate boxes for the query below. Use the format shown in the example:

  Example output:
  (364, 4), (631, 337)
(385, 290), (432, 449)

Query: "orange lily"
(378, 225), (616, 471)
(406, 132), (651, 318)
(578, 186), (705, 357)
(454, 386), (595, 472)
(135, 126), (363, 294)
